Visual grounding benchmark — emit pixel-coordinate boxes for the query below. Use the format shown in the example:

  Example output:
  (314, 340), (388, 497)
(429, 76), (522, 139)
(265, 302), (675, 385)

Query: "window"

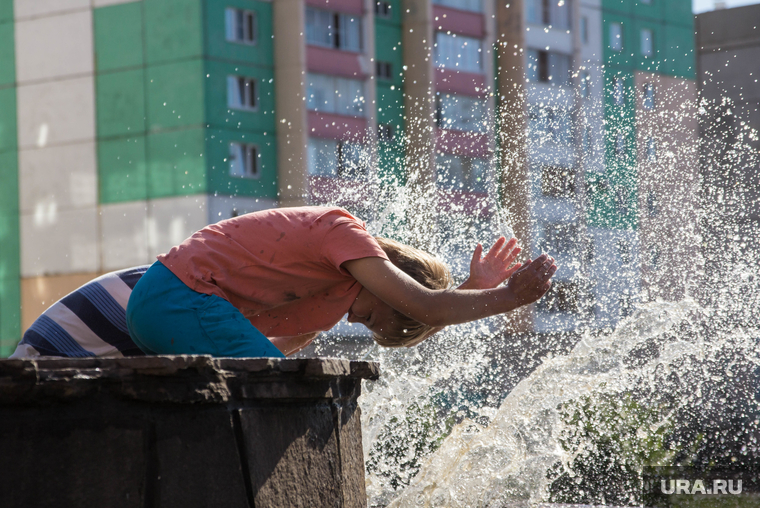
(526, 0), (570, 29)
(436, 94), (488, 133)
(580, 71), (590, 98)
(526, 49), (571, 85)
(615, 185), (629, 215)
(432, 0), (482, 12)
(610, 22), (622, 52)
(541, 165), (575, 198)
(544, 222), (578, 255)
(646, 137), (657, 161)
(435, 33), (482, 73)
(618, 239), (631, 264)
(227, 76), (257, 110)
(615, 133), (626, 157)
(306, 74), (366, 116)
(229, 143), (259, 178)
(640, 28), (653, 57)
(620, 292), (634, 318)
(581, 16), (589, 43)
(307, 138), (369, 179)
(643, 82), (655, 109)
(649, 244), (660, 270)
(529, 106), (572, 145)
(305, 7), (362, 52)
(374, 1), (392, 18)
(378, 123), (394, 142)
(582, 127), (591, 155)
(613, 77), (625, 105)
(538, 281), (584, 314)
(436, 154), (487, 192)
(226, 8), (256, 44)
(376, 61), (393, 80)
(647, 191), (658, 217)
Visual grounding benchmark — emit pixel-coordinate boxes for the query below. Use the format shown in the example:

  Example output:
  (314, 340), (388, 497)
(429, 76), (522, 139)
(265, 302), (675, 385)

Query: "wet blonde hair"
(372, 237), (452, 348)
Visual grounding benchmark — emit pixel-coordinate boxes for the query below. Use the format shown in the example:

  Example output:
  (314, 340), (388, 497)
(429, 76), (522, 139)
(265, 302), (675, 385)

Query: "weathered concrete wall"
(0, 356), (379, 508)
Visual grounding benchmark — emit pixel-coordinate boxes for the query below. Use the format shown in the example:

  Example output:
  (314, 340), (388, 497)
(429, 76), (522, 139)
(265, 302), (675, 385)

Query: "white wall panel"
(18, 142), (97, 214)
(100, 201), (151, 271)
(147, 196), (209, 258)
(13, 0), (89, 20)
(15, 10), (93, 83)
(20, 206), (99, 277)
(16, 75), (96, 149)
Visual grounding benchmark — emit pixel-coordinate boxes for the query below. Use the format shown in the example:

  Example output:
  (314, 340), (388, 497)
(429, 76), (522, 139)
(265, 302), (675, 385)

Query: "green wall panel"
(146, 59), (205, 131)
(204, 0), (274, 67)
(97, 69), (147, 138)
(94, 1), (145, 72)
(98, 135), (148, 203)
(662, 0), (693, 27)
(375, 24), (404, 86)
(147, 127), (207, 198)
(144, 0), (203, 65)
(375, 0), (402, 24)
(206, 128), (277, 198)
(0, 150), (20, 356)
(0, 0), (12, 23)
(204, 60), (274, 133)
(376, 84), (405, 133)
(663, 24), (696, 79)
(602, 0), (631, 16)
(0, 87), (16, 153)
(631, 0), (660, 22)
(0, 21), (15, 87)
(630, 19), (664, 72)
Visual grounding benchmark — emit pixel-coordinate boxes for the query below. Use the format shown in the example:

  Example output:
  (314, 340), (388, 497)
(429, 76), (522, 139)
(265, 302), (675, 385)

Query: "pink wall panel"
(308, 111), (369, 142)
(306, 0), (364, 15)
(436, 129), (492, 159)
(435, 68), (487, 97)
(433, 5), (484, 38)
(307, 46), (367, 79)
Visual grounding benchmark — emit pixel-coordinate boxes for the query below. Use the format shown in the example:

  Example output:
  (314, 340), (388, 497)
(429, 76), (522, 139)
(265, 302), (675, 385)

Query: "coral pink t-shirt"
(157, 207), (388, 337)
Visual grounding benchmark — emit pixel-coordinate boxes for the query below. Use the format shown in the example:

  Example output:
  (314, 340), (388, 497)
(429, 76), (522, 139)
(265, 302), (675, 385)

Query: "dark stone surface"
(0, 356), (379, 508)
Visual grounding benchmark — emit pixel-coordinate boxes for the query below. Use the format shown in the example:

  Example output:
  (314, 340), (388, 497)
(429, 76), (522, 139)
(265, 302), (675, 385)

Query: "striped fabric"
(10, 266), (150, 358)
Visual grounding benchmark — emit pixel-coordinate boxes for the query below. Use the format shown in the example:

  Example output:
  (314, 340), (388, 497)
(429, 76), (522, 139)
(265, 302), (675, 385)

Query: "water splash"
(305, 76), (760, 507)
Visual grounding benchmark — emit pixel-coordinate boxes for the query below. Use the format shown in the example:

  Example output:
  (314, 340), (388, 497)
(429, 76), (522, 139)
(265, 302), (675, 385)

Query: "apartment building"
(0, 0), (698, 354)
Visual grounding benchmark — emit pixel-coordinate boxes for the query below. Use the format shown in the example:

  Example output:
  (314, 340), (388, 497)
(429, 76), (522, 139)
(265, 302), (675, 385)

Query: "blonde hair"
(372, 237), (452, 348)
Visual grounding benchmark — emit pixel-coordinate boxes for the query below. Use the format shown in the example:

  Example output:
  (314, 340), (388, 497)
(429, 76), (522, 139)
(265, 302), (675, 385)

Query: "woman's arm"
(342, 254), (556, 328)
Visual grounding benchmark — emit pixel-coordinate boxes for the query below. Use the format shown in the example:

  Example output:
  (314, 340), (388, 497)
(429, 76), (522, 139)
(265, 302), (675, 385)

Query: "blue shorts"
(126, 261), (285, 358)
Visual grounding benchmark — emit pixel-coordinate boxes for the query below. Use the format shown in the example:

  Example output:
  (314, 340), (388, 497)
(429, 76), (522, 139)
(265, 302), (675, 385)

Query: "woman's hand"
(504, 254), (557, 307)
(462, 236), (523, 290)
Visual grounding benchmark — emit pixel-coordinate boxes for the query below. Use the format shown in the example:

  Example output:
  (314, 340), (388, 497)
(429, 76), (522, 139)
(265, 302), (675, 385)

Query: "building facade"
(0, 0), (697, 355)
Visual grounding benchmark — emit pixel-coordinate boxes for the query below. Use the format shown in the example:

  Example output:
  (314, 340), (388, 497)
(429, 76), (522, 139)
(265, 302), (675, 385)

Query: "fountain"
(303, 80), (760, 507)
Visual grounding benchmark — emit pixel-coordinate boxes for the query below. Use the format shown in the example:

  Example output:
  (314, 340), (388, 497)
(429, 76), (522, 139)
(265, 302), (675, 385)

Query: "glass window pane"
(438, 94), (487, 133)
(548, 52), (570, 85)
(340, 14), (362, 51)
(610, 23), (622, 51)
(526, 49), (539, 82)
(225, 8), (236, 41)
(436, 154), (466, 190)
(229, 143), (244, 177)
(549, 0), (570, 30)
(435, 33), (481, 72)
(307, 138), (338, 176)
(306, 74), (336, 113)
(526, 0), (540, 24)
(640, 28), (653, 57)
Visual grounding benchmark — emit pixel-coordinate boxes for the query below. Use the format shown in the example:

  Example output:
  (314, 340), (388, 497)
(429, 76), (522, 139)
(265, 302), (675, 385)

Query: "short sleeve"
(321, 213), (389, 274)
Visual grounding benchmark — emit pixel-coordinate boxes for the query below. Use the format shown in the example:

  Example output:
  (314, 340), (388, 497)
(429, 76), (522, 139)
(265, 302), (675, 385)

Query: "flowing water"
(307, 91), (760, 506)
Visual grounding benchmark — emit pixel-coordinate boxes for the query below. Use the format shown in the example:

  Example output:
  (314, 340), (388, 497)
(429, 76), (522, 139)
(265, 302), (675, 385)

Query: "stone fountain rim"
(0, 356), (380, 405)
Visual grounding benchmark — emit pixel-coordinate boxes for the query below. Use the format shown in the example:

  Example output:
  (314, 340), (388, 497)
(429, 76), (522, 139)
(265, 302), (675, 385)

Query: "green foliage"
(548, 388), (681, 506)
(366, 400), (457, 490)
